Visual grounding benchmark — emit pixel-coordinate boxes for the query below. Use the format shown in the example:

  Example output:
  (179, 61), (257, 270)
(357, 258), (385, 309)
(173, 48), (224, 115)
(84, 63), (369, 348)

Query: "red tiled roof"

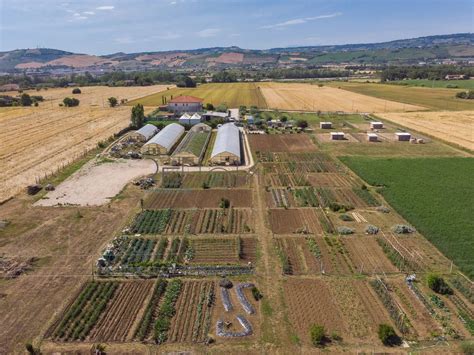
(169, 95), (203, 103)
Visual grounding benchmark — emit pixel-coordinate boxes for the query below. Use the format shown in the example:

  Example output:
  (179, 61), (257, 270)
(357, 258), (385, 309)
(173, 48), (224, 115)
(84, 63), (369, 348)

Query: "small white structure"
(330, 132), (345, 140)
(395, 132), (411, 141)
(320, 122), (332, 129)
(228, 108), (240, 121)
(367, 133), (378, 142)
(370, 121), (384, 129)
(179, 112), (201, 126)
(202, 111), (229, 121)
(130, 124), (159, 142)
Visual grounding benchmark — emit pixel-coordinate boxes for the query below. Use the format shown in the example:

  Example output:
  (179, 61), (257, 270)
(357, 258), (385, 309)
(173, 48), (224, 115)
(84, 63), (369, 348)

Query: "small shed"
(190, 122), (211, 133)
(367, 133), (378, 142)
(320, 122), (332, 129)
(370, 121), (384, 129)
(202, 111), (229, 121)
(330, 132), (345, 140)
(179, 113), (201, 126)
(130, 124), (159, 142)
(395, 132), (411, 141)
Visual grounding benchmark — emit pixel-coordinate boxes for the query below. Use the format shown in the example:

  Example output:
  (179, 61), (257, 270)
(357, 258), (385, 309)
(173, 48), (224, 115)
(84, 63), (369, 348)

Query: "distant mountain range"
(0, 33), (472, 73)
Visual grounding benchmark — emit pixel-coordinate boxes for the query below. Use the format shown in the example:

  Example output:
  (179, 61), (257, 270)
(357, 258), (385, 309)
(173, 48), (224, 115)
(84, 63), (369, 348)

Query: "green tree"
(296, 119), (308, 129)
(63, 97), (80, 107)
(309, 324), (325, 346)
(20, 93), (33, 106)
(131, 103), (145, 128)
(205, 103), (215, 110)
(108, 97), (118, 107)
(427, 274), (453, 295)
(378, 324), (400, 346)
(215, 103), (228, 112)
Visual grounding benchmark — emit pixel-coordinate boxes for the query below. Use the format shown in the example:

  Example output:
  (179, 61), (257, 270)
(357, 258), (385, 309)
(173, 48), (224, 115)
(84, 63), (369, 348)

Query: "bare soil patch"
(248, 134), (317, 153)
(35, 158), (156, 206)
(269, 209), (324, 234)
(144, 189), (253, 209)
(307, 173), (354, 188)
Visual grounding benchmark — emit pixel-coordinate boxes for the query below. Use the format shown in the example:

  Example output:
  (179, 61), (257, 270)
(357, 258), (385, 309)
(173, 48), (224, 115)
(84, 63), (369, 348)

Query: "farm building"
(370, 121), (384, 129)
(179, 113), (202, 126)
(228, 108), (240, 121)
(171, 123), (211, 165)
(395, 132), (411, 141)
(367, 133), (379, 142)
(320, 122), (332, 129)
(129, 124), (159, 142)
(210, 123), (241, 165)
(141, 123), (184, 155)
(168, 95), (203, 114)
(201, 111), (229, 121)
(330, 132), (345, 140)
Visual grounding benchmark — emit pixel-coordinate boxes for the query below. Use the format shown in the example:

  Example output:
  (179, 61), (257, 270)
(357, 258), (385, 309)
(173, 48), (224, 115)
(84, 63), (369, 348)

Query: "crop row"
(293, 187), (319, 207)
(154, 279), (183, 344)
(370, 278), (411, 334)
(51, 281), (118, 341)
(130, 209), (172, 234)
(134, 279), (168, 341)
(376, 237), (420, 272)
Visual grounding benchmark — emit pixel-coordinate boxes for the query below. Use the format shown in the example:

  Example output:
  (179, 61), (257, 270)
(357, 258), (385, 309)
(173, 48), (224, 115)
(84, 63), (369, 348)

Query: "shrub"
(309, 324), (325, 346)
(378, 324), (400, 346)
(427, 274), (453, 295)
(365, 225), (380, 235)
(63, 97), (80, 107)
(339, 213), (353, 221)
(219, 198), (230, 209)
(376, 206), (390, 213)
(20, 93), (32, 106)
(72, 87), (81, 94)
(337, 226), (354, 235)
(251, 286), (263, 301)
(108, 97), (118, 107)
(392, 224), (416, 234)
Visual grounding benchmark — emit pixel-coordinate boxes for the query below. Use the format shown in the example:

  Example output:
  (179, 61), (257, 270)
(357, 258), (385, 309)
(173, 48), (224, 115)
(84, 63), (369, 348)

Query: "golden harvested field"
(0, 85), (168, 201)
(259, 82), (424, 112)
(15, 85), (170, 106)
(378, 111), (474, 150)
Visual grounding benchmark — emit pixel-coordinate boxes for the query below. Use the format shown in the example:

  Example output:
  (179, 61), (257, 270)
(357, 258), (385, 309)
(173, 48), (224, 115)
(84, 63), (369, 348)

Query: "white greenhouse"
(141, 123), (184, 155)
(130, 124), (159, 142)
(210, 123), (241, 165)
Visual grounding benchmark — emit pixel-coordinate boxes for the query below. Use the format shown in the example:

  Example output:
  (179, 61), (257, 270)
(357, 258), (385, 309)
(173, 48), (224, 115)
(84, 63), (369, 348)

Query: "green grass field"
(390, 79), (474, 90)
(128, 83), (268, 108)
(340, 156), (474, 278)
(327, 81), (474, 111)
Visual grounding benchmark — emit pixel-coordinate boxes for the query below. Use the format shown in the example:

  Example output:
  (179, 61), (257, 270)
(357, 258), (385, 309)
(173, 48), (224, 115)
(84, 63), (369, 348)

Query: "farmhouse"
(168, 95), (203, 114)
(179, 112), (202, 126)
(171, 123), (211, 165)
(395, 132), (411, 141)
(141, 123), (184, 155)
(320, 122), (332, 129)
(129, 124), (159, 142)
(210, 123), (241, 165)
(370, 121), (384, 129)
(367, 133), (379, 142)
(330, 132), (345, 140)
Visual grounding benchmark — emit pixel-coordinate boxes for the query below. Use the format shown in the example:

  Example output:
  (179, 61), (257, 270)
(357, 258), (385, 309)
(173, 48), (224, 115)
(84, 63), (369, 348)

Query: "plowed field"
(248, 134), (317, 153)
(269, 209), (324, 234)
(144, 189), (253, 208)
(89, 281), (153, 342)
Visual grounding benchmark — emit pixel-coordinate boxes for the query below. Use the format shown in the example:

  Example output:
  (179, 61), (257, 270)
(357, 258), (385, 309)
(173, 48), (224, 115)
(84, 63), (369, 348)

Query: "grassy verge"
(340, 156), (474, 278)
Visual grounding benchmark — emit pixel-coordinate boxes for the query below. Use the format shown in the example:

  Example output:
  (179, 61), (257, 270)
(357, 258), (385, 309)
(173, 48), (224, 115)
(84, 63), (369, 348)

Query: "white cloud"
(197, 28), (220, 38)
(83, 11), (95, 15)
(96, 5), (115, 10)
(156, 32), (182, 40)
(260, 12), (342, 29)
(114, 36), (133, 44)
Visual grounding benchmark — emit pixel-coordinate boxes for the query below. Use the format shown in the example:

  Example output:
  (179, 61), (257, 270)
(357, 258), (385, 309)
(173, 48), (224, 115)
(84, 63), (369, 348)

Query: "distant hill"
(1, 33), (472, 72)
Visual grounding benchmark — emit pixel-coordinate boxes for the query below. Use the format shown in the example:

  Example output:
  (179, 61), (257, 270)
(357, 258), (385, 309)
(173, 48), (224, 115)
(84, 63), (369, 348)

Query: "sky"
(0, 0), (472, 54)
